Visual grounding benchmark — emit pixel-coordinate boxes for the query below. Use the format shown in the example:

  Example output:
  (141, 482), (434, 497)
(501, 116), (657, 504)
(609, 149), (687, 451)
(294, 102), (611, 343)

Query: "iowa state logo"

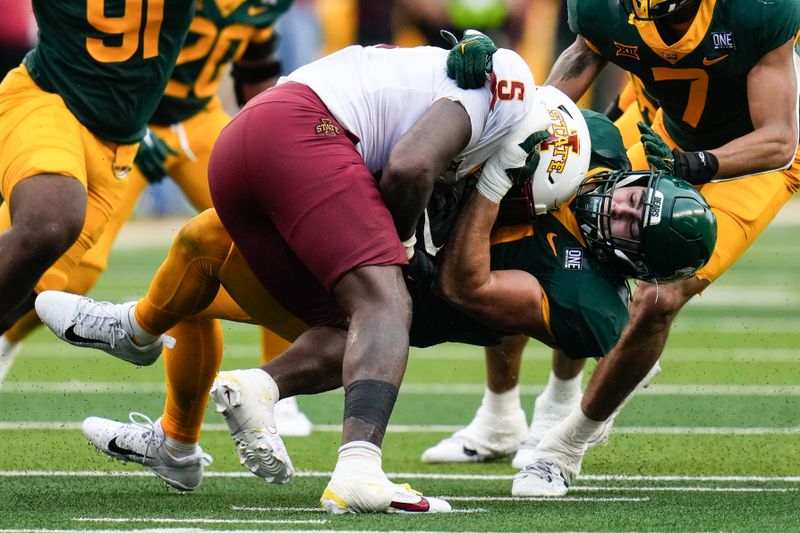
(315, 117), (341, 137)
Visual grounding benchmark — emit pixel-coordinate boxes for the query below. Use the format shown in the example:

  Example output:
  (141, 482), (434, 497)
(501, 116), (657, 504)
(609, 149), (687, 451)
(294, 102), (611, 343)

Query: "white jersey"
(282, 45), (535, 181)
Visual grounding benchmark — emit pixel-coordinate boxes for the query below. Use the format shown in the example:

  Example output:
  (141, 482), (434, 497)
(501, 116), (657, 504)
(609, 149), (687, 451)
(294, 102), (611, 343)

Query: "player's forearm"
(708, 124), (797, 179)
(545, 37), (606, 102)
(436, 192), (496, 308)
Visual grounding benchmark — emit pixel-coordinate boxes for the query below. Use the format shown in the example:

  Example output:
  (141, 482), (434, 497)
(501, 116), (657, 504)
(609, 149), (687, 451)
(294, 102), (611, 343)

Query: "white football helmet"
(528, 86), (592, 216)
(481, 86), (591, 220)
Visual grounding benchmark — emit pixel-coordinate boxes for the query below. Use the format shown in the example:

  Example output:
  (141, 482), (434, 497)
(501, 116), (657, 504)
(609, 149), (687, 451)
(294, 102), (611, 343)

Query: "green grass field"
(0, 211), (799, 532)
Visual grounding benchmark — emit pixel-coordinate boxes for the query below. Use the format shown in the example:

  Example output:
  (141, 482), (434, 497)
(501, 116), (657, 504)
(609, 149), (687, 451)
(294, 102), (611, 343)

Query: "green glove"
(505, 129), (551, 184)
(135, 128), (178, 183)
(442, 29), (497, 89)
(637, 121), (674, 173)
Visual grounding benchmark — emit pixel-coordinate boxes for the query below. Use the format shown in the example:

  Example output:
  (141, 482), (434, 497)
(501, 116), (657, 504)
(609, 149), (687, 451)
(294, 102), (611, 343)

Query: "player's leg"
(207, 84), (448, 513)
(421, 335), (528, 463)
(36, 209), (232, 365)
(512, 349), (586, 468)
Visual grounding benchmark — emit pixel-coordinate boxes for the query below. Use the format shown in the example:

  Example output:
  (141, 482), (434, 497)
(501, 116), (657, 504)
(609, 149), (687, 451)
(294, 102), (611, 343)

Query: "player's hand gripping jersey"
(25, 0), (195, 144)
(283, 45), (535, 179)
(567, 0), (800, 151)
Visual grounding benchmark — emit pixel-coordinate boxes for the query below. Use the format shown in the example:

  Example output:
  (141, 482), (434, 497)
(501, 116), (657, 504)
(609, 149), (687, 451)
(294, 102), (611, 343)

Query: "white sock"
(555, 406), (605, 446)
(482, 385), (522, 414)
(164, 435), (198, 458)
(333, 441), (384, 479)
(541, 371), (582, 404)
(126, 304), (159, 346)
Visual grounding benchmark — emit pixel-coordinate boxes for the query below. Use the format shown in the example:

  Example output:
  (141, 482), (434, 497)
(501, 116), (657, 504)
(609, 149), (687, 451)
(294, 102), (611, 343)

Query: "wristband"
(402, 234), (417, 260)
(672, 149), (719, 185)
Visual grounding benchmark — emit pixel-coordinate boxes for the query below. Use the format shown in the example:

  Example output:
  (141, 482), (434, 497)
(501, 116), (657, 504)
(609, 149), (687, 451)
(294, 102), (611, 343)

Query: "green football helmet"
(624, 0), (699, 21)
(571, 170), (717, 283)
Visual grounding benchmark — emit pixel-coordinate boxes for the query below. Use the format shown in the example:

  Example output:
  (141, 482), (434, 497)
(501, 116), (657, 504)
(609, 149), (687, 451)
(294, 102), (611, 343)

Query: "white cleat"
(210, 369), (294, 484)
(512, 393), (581, 469)
(82, 413), (212, 492)
(421, 404), (527, 463)
(321, 474), (451, 514)
(512, 458), (570, 497)
(274, 396), (313, 437)
(35, 291), (173, 366)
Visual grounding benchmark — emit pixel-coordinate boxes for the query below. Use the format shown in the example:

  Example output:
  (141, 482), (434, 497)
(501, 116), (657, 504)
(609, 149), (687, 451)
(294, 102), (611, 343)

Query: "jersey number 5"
(86, 0), (163, 63)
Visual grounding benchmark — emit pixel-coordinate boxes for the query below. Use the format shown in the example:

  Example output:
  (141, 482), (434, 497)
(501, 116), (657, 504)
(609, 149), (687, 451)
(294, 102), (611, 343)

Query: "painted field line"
(74, 517), (326, 525)
(444, 496), (649, 502)
(4, 381), (800, 396)
(0, 529), (732, 533)
(230, 505), (487, 514)
(3, 470), (800, 484)
(570, 486), (798, 493)
(1, 421), (798, 435)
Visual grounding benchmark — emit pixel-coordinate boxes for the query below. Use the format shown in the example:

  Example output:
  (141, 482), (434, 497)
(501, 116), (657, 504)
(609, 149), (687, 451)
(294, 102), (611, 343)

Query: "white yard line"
(0, 421), (797, 435)
(2, 470), (799, 484)
(3, 381), (800, 396)
(73, 517), (326, 525)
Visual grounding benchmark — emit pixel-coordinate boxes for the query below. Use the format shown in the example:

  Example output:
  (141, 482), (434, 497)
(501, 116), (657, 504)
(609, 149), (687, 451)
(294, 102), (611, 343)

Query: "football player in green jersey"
(489, 0), (800, 496)
(0, 1), (195, 336)
(0, 0), (316, 435)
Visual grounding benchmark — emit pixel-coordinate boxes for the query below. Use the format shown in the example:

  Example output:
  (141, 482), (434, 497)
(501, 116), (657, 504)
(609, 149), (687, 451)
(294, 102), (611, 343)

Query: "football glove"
(504, 129), (551, 185)
(135, 129), (177, 183)
(637, 121), (674, 173)
(441, 29), (497, 89)
(638, 121), (719, 184)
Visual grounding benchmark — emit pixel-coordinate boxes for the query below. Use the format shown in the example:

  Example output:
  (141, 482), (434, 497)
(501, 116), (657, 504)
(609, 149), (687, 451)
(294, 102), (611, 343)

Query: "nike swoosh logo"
(546, 232), (558, 257)
(702, 54), (728, 66)
(390, 496), (431, 512)
(107, 436), (149, 459)
(64, 324), (110, 346)
(462, 446), (478, 457)
(422, 210), (444, 256)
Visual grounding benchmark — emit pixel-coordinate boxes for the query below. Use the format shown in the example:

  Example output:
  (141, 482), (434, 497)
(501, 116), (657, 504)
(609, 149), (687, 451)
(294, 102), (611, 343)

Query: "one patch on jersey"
(564, 248), (583, 270)
(711, 32), (736, 50)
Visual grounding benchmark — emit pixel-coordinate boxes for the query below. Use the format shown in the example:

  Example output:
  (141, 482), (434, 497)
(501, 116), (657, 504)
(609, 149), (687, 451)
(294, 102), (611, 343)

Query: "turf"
(0, 212), (798, 532)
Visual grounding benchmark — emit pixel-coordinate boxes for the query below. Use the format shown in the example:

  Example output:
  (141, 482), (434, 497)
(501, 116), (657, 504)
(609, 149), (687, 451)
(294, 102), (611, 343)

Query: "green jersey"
(151, 0), (292, 125)
(24, 0), (195, 144)
(568, 0), (800, 151)
(408, 112), (630, 360)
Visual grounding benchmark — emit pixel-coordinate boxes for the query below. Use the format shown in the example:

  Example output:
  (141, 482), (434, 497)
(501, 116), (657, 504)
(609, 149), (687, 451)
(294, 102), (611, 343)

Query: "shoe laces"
(127, 412), (212, 466)
(520, 459), (564, 483)
(128, 412), (161, 458)
(75, 298), (126, 347)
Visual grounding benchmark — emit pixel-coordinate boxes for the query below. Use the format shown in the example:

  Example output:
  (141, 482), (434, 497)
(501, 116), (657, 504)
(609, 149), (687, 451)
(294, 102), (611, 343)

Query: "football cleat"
(321, 476), (451, 514)
(512, 392), (582, 469)
(35, 291), (173, 366)
(82, 412), (212, 492)
(512, 458), (570, 497)
(210, 369), (294, 484)
(421, 404), (527, 463)
(274, 396), (313, 437)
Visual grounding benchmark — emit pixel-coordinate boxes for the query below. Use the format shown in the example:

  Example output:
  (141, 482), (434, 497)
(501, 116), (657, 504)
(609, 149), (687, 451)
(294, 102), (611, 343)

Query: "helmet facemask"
(572, 170), (717, 283)
(625, 0), (699, 22)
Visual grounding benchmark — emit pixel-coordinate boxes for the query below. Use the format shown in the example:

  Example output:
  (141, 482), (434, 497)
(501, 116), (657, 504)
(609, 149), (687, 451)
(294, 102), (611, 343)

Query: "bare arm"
(709, 39), (798, 178)
(436, 190), (555, 343)
(381, 98), (472, 241)
(545, 35), (607, 102)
